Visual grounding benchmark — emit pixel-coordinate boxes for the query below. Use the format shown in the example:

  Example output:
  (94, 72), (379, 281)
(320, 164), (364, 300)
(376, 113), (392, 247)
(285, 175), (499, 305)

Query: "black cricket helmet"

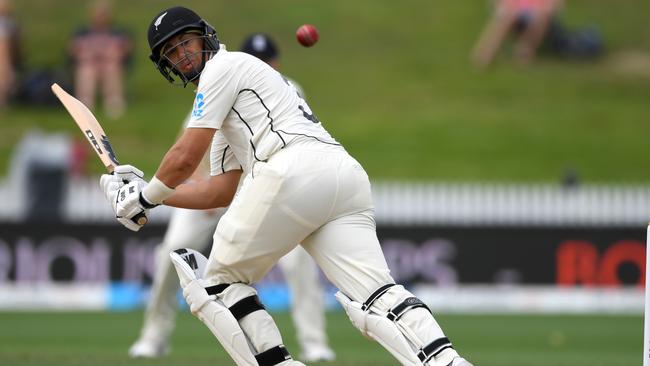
(147, 6), (220, 86)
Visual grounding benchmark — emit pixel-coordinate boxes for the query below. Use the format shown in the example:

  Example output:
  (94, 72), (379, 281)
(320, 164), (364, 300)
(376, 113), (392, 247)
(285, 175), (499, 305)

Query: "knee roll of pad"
(336, 284), (454, 366)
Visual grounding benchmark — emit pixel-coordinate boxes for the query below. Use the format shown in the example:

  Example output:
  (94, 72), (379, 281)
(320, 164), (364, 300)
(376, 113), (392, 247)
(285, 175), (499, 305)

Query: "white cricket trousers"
(205, 141), (395, 303)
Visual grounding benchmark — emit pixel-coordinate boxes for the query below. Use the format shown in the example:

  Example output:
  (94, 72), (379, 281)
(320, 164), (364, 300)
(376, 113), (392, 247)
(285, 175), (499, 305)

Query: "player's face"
(161, 32), (205, 76)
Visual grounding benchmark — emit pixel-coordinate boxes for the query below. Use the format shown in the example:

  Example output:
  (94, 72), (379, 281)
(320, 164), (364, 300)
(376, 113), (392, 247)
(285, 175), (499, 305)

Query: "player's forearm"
(162, 170), (242, 209)
(162, 181), (218, 209)
(156, 145), (203, 188)
(157, 127), (216, 187)
(139, 147), (200, 206)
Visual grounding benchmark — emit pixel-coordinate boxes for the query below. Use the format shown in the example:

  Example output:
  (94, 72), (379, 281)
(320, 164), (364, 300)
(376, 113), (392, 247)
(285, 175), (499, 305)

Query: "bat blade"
(51, 83), (148, 226)
(51, 83), (119, 172)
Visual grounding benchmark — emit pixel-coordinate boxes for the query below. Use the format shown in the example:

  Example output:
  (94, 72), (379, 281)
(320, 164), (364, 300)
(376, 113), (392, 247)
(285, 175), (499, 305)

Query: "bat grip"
(132, 212), (148, 226)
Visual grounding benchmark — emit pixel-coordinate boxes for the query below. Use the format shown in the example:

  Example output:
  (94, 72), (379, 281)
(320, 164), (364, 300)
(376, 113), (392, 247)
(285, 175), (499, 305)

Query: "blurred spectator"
(0, 0), (21, 108)
(68, 0), (132, 119)
(472, 0), (563, 68)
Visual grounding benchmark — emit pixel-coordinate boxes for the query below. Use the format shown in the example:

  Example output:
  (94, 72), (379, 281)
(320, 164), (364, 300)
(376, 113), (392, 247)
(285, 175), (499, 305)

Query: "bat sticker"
(100, 135), (120, 166)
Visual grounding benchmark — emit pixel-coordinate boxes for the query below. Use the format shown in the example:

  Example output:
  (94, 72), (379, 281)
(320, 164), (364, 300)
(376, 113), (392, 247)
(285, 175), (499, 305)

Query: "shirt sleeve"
(187, 56), (240, 130)
(209, 132), (241, 176)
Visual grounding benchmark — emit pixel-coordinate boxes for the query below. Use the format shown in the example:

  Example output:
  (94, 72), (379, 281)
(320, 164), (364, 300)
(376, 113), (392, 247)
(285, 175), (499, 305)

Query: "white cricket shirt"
(186, 49), (339, 176)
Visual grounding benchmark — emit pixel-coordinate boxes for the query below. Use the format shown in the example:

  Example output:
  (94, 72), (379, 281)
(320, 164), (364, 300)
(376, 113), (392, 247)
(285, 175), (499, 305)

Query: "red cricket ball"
(296, 24), (319, 47)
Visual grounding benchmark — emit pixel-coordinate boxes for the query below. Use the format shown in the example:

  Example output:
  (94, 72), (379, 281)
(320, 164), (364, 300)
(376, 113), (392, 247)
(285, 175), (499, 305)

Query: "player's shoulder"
(278, 74), (305, 99)
(203, 49), (263, 75)
(200, 49), (234, 82)
(209, 48), (263, 65)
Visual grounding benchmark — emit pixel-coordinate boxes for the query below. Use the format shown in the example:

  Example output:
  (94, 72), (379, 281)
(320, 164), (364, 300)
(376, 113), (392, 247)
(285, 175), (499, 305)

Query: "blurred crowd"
(0, 0), (606, 113)
(0, 0), (132, 118)
(472, 0), (603, 68)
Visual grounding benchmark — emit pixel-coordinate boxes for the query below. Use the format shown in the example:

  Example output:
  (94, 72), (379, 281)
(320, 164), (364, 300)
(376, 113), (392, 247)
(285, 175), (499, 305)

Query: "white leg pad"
(171, 249), (304, 366)
(336, 286), (460, 366)
(335, 291), (422, 365)
(171, 250), (259, 366)
(190, 291), (259, 366)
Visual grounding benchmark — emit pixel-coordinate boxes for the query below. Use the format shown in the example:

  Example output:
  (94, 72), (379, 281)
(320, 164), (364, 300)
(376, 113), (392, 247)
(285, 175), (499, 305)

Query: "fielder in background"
(100, 6), (472, 366)
(128, 32), (335, 363)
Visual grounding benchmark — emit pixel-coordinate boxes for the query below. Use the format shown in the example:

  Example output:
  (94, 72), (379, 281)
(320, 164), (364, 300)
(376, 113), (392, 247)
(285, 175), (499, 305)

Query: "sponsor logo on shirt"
(192, 93), (205, 118)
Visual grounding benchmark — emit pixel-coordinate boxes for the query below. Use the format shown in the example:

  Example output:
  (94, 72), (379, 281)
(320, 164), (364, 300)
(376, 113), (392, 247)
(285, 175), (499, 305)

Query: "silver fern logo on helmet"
(154, 12), (167, 30)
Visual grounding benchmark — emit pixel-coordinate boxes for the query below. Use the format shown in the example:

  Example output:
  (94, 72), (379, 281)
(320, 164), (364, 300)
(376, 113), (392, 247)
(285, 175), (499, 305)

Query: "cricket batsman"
(100, 6), (472, 366)
(128, 32), (335, 363)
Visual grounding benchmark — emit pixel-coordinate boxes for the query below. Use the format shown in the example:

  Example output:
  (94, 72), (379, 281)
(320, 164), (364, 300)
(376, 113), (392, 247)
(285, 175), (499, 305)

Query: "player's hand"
(115, 180), (151, 231)
(100, 172), (122, 205)
(100, 175), (150, 231)
(113, 164), (145, 185)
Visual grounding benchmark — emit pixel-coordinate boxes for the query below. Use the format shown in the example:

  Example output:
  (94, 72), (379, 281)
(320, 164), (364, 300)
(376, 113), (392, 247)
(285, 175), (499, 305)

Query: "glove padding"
(100, 165), (150, 232)
(113, 164), (145, 185)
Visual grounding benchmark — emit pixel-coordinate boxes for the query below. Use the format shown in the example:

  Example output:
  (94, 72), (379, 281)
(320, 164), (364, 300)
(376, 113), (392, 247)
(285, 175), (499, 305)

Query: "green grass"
(0, 311), (641, 366)
(1, 1), (649, 182)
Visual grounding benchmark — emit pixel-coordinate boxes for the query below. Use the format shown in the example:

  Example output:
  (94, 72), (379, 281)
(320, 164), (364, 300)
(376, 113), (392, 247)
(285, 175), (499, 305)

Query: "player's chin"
(182, 69), (202, 82)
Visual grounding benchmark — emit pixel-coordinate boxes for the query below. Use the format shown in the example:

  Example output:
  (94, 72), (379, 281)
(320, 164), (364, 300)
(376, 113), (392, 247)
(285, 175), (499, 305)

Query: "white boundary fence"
(1, 177), (649, 226)
(372, 181), (650, 227)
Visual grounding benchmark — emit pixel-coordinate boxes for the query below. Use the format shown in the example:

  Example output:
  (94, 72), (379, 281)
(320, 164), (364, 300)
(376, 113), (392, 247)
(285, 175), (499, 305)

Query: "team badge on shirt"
(192, 93), (205, 118)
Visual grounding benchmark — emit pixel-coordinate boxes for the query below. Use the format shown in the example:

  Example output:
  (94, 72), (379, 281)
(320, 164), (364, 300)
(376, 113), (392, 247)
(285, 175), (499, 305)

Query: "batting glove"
(100, 175), (152, 231)
(113, 164), (146, 185)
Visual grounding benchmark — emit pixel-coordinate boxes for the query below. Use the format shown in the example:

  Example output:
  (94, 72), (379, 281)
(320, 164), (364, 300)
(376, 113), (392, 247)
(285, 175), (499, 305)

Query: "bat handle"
(132, 212), (148, 226)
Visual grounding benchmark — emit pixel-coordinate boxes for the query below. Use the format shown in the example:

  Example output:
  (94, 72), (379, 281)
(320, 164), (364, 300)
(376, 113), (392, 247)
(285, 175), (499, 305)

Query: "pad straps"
(362, 283), (396, 311)
(229, 295), (266, 321)
(418, 337), (453, 363)
(203, 286), (292, 364)
(362, 284), (453, 363)
(205, 285), (266, 321)
(255, 345), (292, 366)
(387, 297), (431, 321)
(205, 284), (230, 295)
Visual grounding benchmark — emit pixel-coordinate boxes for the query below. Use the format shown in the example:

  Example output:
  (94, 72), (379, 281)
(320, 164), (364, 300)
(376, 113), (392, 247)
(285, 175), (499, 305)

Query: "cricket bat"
(51, 83), (147, 226)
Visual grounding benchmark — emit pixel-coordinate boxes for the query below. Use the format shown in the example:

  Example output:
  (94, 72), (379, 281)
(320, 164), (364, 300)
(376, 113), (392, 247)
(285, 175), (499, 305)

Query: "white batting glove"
(100, 173), (122, 205)
(182, 280), (214, 315)
(100, 175), (151, 231)
(113, 164), (146, 185)
(98, 164), (146, 218)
